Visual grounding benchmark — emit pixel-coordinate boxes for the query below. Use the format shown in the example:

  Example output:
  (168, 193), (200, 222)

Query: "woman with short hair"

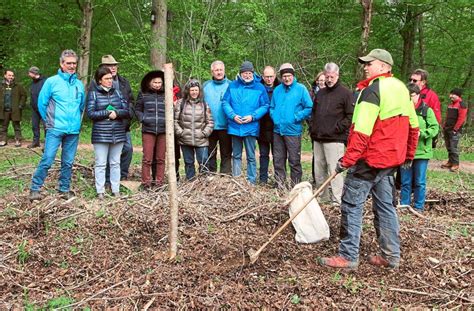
(87, 66), (129, 199)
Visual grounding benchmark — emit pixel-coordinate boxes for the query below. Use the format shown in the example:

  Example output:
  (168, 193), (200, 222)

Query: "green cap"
(358, 49), (393, 66)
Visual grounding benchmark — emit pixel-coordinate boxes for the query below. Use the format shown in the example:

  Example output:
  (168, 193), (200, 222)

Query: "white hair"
(210, 60), (225, 70)
(324, 62), (339, 74)
(59, 49), (78, 63)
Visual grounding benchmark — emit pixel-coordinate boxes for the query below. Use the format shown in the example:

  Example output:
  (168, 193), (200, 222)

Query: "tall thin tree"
(77, 0), (93, 86)
(354, 0), (373, 83)
(150, 0), (167, 69)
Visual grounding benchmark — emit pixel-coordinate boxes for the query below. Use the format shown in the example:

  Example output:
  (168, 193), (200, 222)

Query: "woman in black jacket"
(135, 70), (166, 188)
(87, 67), (129, 199)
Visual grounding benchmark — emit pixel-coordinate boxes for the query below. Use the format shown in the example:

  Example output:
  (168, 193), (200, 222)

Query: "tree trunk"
(163, 63), (179, 259)
(78, 0), (93, 87)
(150, 0), (167, 69)
(417, 12), (425, 69)
(400, 5), (418, 79)
(354, 0), (373, 83)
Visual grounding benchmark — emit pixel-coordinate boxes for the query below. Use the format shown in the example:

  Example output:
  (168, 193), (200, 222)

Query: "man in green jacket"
(0, 69), (27, 147)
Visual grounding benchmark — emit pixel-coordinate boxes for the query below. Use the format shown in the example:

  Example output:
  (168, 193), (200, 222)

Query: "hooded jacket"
(270, 76), (313, 136)
(414, 102), (438, 159)
(135, 71), (166, 135)
(86, 83), (129, 144)
(203, 77), (231, 130)
(174, 98), (214, 147)
(310, 80), (354, 143)
(222, 74), (269, 137)
(38, 69), (85, 134)
(0, 79), (27, 121)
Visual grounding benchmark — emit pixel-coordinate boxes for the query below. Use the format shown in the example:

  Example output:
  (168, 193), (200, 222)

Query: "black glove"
(335, 158), (347, 173)
(401, 159), (412, 170)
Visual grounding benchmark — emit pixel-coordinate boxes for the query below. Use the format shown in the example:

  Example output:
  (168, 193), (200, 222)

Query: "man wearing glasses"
(29, 50), (85, 201)
(409, 69), (441, 125)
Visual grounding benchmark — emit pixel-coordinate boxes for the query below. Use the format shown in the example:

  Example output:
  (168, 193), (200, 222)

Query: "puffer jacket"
(135, 71), (166, 135)
(86, 84), (129, 144)
(270, 76), (313, 136)
(222, 74), (269, 137)
(174, 98), (214, 147)
(38, 69), (85, 134)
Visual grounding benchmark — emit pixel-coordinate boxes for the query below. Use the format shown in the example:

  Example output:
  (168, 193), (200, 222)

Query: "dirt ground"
(0, 168), (472, 309)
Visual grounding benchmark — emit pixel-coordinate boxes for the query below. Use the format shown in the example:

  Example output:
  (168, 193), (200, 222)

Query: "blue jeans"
(94, 142), (124, 194)
(339, 168), (400, 265)
(258, 141), (271, 183)
(30, 129), (79, 192)
(400, 159), (429, 210)
(231, 136), (257, 184)
(181, 145), (208, 180)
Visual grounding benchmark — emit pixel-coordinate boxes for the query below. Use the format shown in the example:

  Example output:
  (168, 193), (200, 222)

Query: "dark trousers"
(31, 108), (46, 144)
(142, 133), (166, 186)
(208, 129), (232, 174)
(181, 145), (208, 180)
(0, 112), (22, 142)
(258, 140), (272, 183)
(444, 129), (461, 165)
(272, 133), (302, 187)
(151, 137), (180, 181)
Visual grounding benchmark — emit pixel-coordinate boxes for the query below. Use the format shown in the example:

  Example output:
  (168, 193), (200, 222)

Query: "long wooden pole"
(163, 63), (178, 259)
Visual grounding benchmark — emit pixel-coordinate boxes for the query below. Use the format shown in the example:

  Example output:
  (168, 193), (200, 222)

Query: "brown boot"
(441, 161), (453, 169)
(368, 255), (399, 269)
(449, 164), (459, 172)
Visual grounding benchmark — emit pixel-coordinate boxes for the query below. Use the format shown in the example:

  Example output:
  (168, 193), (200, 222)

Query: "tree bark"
(150, 0), (167, 69)
(163, 63), (178, 259)
(78, 0), (93, 87)
(417, 12), (425, 69)
(354, 0), (373, 83)
(400, 5), (418, 79)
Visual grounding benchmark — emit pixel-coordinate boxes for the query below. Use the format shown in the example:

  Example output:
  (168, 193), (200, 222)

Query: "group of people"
(1, 48), (468, 270)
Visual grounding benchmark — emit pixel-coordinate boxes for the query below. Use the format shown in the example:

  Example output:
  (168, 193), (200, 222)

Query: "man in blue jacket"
(270, 63), (313, 188)
(203, 60), (232, 175)
(29, 50), (85, 201)
(222, 61), (269, 185)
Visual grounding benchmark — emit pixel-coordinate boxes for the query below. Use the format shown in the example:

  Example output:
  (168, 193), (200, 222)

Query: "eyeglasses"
(409, 79), (419, 83)
(65, 62), (77, 65)
(264, 76), (275, 79)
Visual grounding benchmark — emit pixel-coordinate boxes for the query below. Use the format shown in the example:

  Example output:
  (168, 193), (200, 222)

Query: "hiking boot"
(319, 256), (358, 269)
(0, 141), (7, 147)
(441, 161), (453, 169)
(97, 193), (105, 200)
(15, 140), (21, 147)
(112, 192), (120, 198)
(449, 165), (459, 172)
(29, 191), (43, 202)
(368, 255), (399, 269)
(27, 142), (40, 148)
(59, 191), (75, 200)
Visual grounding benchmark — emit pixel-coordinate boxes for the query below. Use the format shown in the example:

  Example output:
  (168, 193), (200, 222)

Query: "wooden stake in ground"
(163, 63), (179, 259)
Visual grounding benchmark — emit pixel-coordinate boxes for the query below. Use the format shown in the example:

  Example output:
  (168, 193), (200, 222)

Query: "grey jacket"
(174, 98), (214, 147)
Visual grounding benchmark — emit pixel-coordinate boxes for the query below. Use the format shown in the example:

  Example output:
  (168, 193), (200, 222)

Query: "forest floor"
(0, 145), (473, 309)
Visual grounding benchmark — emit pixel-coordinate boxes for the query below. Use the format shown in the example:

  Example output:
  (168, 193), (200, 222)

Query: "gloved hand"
(401, 159), (413, 170)
(335, 158), (347, 173)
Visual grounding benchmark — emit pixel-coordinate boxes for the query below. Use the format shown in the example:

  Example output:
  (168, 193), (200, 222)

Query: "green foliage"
(290, 293), (301, 304)
(17, 240), (30, 265)
(342, 275), (363, 294)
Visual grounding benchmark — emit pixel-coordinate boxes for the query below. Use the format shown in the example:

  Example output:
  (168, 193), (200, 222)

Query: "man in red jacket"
(441, 88), (467, 172)
(320, 49), (419, 269)
(409, 69), (442, 125)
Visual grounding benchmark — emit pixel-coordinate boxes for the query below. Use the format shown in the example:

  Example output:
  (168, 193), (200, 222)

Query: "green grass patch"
(427, 170), (473, 192)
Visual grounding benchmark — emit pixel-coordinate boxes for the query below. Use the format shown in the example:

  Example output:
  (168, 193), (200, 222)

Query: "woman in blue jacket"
(87, 67), (129, 199)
